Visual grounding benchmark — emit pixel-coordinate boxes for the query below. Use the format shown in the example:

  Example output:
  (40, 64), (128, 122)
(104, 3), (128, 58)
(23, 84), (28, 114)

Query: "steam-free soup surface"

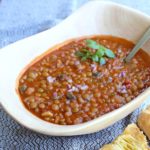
(18, 36), (150, 125)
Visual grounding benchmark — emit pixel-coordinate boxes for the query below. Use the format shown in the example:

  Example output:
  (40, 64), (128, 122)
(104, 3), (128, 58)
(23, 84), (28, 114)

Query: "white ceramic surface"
(0, 0), (150, 136)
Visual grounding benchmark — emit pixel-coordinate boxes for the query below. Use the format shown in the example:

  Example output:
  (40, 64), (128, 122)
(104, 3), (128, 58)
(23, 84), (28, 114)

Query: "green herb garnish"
(75, 39), (115, 65)
(105, 49), (115, 58)
(92, 54), (99, 62)
(86, 39), (101, 49)
(99, 57), (106, 65)
(75, 49), (92, 61)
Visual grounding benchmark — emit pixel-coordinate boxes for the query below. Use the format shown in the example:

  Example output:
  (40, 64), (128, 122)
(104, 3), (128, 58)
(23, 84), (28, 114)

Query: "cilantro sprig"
(75, 39), (115, 65)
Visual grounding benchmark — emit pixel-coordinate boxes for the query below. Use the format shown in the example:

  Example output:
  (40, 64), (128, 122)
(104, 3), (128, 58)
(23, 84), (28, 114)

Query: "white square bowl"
(0, 0), (150, 136)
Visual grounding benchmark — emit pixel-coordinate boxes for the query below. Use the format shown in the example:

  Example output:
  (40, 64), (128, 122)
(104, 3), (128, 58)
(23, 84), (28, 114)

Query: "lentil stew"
(17, 36), (150, 125)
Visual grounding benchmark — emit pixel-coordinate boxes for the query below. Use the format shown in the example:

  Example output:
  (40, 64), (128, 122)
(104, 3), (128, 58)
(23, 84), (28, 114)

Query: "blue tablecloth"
(0, 0), (150, 149)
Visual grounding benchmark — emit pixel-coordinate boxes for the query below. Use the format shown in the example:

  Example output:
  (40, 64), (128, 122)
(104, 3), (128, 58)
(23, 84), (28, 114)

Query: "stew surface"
(18, 36), (150, 125)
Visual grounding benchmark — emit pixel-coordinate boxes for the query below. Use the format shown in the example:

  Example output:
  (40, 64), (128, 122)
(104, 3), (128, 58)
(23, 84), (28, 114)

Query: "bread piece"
(100, 144), (121, 150)
(100, 124), (149, 150)
(138, 106), (150, 140)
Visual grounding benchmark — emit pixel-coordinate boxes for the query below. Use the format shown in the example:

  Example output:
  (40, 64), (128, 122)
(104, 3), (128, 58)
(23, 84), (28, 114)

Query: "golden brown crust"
(100, 144), (121, 150)
(123, 124), (148, 146)
(100, 123), (149, 150)
(138, 106), (150, 140)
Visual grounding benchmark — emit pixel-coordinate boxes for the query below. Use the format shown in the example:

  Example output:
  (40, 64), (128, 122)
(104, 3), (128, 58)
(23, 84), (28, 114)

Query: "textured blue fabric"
(0, 0), (150, 150)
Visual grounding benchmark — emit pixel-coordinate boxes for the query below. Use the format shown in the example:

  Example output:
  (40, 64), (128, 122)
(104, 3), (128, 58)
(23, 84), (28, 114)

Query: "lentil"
(41, 111), (53, 117)
(19, 84), (27, 93)
(39, 103), (46, 109)
(25, 87), (35, 95)
(51, 104), (59, 111)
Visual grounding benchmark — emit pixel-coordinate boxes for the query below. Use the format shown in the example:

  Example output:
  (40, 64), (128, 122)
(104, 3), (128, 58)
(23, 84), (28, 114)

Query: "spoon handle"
(125, 26), (150, 62)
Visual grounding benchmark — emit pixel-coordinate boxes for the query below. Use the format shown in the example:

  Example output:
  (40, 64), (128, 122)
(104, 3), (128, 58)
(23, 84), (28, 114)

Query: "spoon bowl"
(125, 26), (150, 62)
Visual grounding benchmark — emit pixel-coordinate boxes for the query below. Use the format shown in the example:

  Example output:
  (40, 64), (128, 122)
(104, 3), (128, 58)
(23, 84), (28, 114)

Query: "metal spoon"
(125, 26), (150, 63)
